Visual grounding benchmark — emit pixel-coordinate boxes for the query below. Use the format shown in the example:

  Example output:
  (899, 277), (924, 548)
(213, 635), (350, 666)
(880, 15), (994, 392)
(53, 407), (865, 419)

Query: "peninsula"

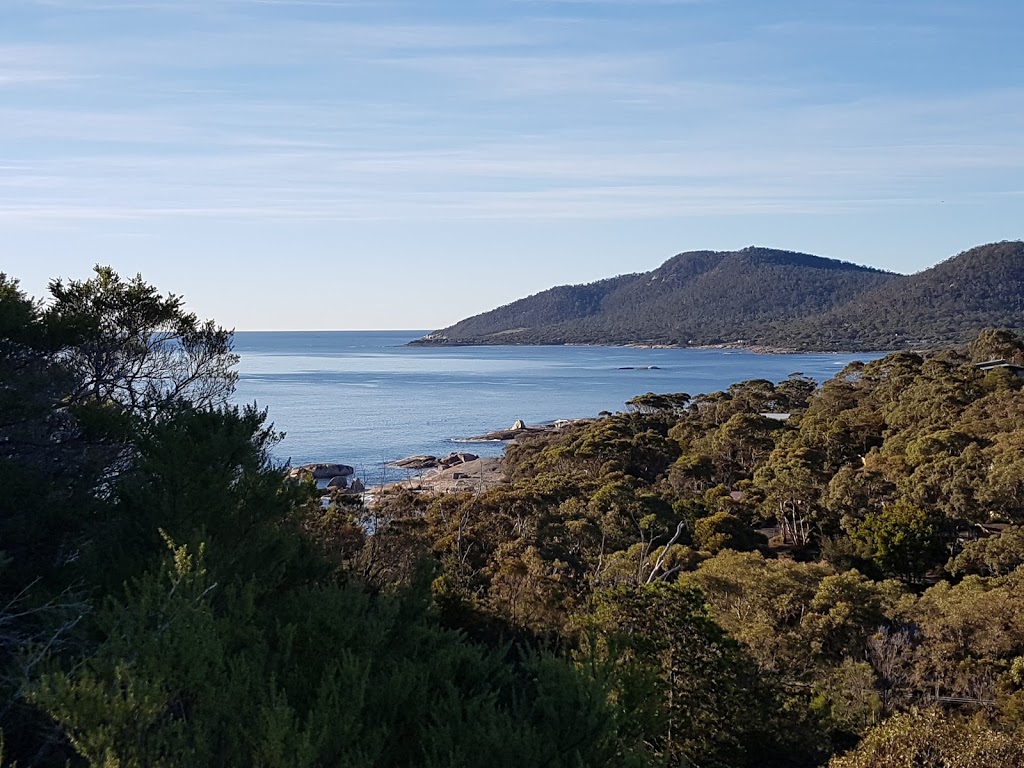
(412, 241), (1024, 352)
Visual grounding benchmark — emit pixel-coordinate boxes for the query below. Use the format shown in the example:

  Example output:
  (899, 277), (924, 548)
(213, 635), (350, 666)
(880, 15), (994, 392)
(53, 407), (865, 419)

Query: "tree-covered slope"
(418, 272), (642, 343)
(780, 241), (1024, 350)
(415, 242), (1024, 351)
(416, 247), (897, 347)
(588, 247), (897, 345)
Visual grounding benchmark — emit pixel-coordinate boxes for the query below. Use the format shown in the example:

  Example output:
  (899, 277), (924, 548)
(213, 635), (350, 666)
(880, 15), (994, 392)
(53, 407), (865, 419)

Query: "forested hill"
(413, 241), (1024, 351)
(781, 241), (1024, 349)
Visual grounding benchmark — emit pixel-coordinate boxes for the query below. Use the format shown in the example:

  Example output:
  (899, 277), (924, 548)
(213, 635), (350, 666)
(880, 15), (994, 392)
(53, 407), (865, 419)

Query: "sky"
(2, 0), (1022, 330)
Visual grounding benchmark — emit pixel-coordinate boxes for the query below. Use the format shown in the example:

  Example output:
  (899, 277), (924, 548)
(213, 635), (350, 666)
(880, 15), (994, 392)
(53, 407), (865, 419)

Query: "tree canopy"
(3, 265), (1024, 767)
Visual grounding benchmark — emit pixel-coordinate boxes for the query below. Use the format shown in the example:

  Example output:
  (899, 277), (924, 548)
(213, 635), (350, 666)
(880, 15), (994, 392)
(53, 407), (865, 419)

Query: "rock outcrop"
(372, 457), (505, 498)
(391, 452), (480, 471)
(439, 451), (478, 468)
(287, 463), (355, 480)
(392, 455), (439, 470)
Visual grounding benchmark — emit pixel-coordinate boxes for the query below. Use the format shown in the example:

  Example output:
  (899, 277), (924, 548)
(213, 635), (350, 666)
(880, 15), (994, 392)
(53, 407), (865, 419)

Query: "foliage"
(828, 709), (1024, 768)
(5, 265), (1024, 767)
(0, 268), (652, 766)
(580, 582), (822, 768)
(48, 265), (238, 413)
(852, 501), (947, 580)
(691, 512), (766, 553)
(947, 526), (1024, 577)
(35, 543), (647, 768)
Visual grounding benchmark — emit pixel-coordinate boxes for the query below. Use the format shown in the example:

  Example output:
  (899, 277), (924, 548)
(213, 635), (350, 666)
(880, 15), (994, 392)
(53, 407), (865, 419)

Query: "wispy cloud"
(4, 94), (1022, 226)
(513, 0), (710, 5)
(2, 0), (1021, 267)
(15, 0), (377, 8)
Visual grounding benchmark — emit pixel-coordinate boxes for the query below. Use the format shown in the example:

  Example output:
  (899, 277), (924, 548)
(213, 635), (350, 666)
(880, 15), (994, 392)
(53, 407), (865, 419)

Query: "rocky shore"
(286, 462), (366, 501)
(379, 456), (505, 496)
(296, 418), (590, 504)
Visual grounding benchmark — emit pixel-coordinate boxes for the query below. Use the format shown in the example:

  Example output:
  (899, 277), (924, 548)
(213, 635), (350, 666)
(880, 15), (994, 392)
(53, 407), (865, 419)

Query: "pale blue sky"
(2, 0), (1022, 329)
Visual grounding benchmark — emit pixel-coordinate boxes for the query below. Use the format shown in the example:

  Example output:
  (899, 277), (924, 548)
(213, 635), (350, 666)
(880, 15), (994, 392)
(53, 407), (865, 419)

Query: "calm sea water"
(233, 331), (881, 486)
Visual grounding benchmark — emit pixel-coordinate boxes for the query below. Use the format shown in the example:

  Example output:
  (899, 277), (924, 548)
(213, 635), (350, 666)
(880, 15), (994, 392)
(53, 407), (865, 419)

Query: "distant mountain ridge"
(413, 242), (1024, 352)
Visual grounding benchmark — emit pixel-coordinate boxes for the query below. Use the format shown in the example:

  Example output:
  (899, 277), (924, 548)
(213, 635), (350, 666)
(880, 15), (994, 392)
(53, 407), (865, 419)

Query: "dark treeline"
(3, 267), (1024, 767)
(417, 241), (1024, 351)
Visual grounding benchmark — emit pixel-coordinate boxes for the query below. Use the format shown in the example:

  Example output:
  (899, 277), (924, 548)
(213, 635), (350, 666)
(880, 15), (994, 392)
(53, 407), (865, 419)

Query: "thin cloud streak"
(3, 0), (1021, 330)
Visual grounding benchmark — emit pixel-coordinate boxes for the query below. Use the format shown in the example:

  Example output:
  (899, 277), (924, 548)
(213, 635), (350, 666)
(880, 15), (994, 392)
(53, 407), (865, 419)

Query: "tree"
(828, 709), (1024, 768)
(968, 327), (1024, 365)
(682, 551), (829, 676)
(853, 501), (946, 581)
(691, 512), (766, 554)
(625, 392), (690, 417)
(35, 542), (651, 768)
(47, 266), (237, 415)
(581, 582), (821, 767)
(707, 413), (783, 487)
(0, 267), (241, 590)
(0, 267), (251, 762)
(947, 526), (1024, 577)
(80, 400), (321, 595)
(755, 445), (828, 545)
(907, 571), (1024, 703)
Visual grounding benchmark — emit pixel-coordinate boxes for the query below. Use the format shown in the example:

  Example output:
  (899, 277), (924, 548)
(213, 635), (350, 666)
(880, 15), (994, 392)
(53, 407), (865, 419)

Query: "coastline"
(366, 419), (581, 500)
(369, 456), (506, 499)
(408, 337), (881, 355)
(247, 334), (886, 492)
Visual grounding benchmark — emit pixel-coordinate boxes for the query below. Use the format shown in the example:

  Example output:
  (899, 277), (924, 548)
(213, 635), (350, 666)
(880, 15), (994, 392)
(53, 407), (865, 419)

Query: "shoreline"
(366, 419), (585, 500)
(369, 456), (506, 499)
(408, 338), (890, 355)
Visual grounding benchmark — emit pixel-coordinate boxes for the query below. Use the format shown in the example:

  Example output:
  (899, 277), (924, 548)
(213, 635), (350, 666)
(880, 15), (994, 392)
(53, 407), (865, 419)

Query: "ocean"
(233, 331), (882, 486)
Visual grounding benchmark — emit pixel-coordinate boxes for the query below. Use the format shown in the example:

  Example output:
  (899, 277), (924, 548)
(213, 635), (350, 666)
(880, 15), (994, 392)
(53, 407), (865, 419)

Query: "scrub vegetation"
(3, 267), (1024, 767)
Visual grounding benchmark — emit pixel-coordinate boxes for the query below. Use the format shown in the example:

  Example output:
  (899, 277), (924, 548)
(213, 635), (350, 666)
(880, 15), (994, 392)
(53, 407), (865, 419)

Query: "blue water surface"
(233, 331), (882, 485)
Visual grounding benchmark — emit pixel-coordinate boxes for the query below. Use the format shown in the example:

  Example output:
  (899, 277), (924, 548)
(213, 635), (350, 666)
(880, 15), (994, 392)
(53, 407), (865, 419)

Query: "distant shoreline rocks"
(287, 463), (365, 498)
(390, 451), (480, 471)
(391, 455), (438, 470)
(296, 417), (595, 506)
(374, 456), (506, 497)
(287, 463), (354, 481)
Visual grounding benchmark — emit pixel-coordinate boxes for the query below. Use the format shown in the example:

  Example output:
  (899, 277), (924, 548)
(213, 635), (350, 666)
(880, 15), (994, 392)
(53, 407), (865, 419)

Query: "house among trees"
(974, 358), (1024, 377)
(956, 522), (1013, 544)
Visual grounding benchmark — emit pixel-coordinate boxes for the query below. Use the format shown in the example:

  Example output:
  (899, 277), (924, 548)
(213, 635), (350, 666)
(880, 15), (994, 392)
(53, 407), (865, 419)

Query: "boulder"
(326, 475), (348, 489)
(349, 478), (365, 493)
(439, 451), (479, 468)
(512, 419), (526, 430)
(309, 463), (354, 479)
(392, 455), (438, 470)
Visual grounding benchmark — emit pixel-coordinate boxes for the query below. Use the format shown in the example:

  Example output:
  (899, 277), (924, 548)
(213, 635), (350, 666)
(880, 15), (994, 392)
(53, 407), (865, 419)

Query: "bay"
(233, 331), (882, 486)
